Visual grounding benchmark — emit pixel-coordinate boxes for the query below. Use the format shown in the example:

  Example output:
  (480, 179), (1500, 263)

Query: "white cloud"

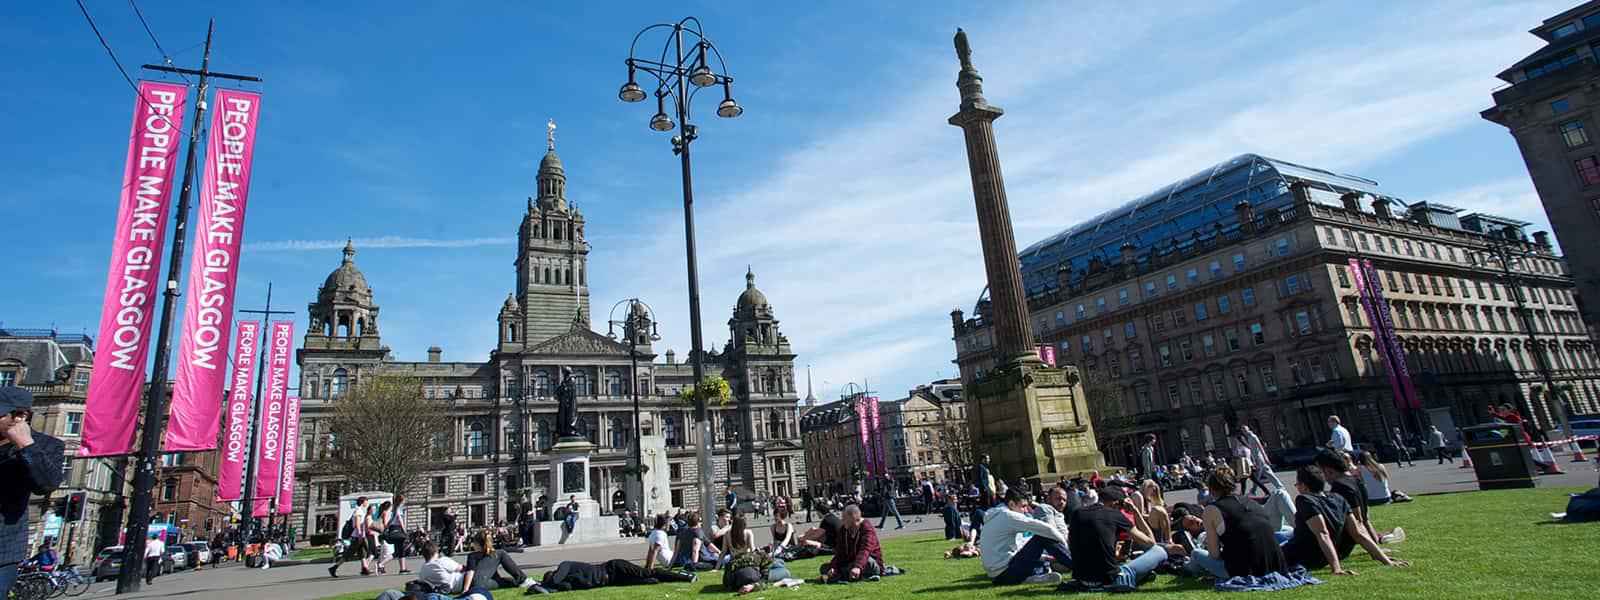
(246, 236), (514, 251)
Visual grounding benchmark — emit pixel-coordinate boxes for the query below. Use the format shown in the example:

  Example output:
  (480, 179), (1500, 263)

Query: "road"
(78, 459), (1596, 600)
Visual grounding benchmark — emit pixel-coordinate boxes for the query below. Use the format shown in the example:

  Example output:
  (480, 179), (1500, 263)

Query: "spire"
(547, 118), (557, 151)
(805, 365), (818, 406)
(746, 265), (756, 288)
(342, 237), (355, 264)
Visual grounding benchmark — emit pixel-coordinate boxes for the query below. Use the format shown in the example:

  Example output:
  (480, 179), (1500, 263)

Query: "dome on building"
(502, 293), (520, 312)
(736, 266), (769, 315)
(319, 238), (371, 302)
(539, 150), (563, 174)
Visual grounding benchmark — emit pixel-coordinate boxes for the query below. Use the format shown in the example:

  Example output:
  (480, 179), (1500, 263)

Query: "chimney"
(666, 349), (677, 365)
(1120, 242), (1138, 276)
(1234, 200), (1256, 232)
(1056, 262), (1075, 290)
(1340, 192), (1362, 212)
(1533, 231), (1552, 249)
(1289, 181), (1312, 211)
(1371, 197), (1393, 219)
(427, 346), (442, 362)
(950, 308), (966, 332)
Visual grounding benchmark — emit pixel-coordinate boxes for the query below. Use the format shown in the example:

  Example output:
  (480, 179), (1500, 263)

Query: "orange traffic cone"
(1571, 440), (1589, 463)
(1541, 446), (1565, 474)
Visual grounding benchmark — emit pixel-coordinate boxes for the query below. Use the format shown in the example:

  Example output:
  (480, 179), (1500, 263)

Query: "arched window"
(466, 422), (486, 457)
(578, 415), (595, 444)
(607, 371), (623, 396)
(763, 370), (778, 394)
(768, 409), (783, 440)
(537, 419), (552, 451)
(573, 371), (588, 396)
(331, 368), (349, 397)
(722, 415), (740, 443)
(1201, 424), (1215, 452)
(610, 417), (628, 449)
(535, 371), (551, 397)
(544, 268), (552, 284)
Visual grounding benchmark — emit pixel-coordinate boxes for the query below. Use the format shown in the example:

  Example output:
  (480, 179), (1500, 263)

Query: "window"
(1225, 328), (1240, 352)
(1578, 157), (1600, 186)
(65, 412), (83, 436)
(1173, 309), (1187, 327)
(72, 370), (89, 393)
(1103, 328), (1114, 344)
(1166, 384), (1181, 408)
(610, 417), (628, 449)
(466, 422), (486, 457)
(431, 476), (447, 495)
(331, 368), (349, 397)
(1187, 380), (1202, 406)
(1295, 310), (1313, 335)
(1097, 298), (1108, 314)
(1563, 120), (1590, 148)
(1250, 322), (1265, 345)
(1553, 22), (1579, 39)
(1234, 369), (1251, 396)
(1150, 314), (1165, 332)
(1202, 334), (1216, 357)
(1129, 349), (1144, 372)
(1337, 266), (1350, 287)
(1209, 261), (1223, 279)
(1055, 311), (1065, 327)
(1241, 287), (1256, 308)
(1187, 268), (1199, 284)
(1232, 253), (1246, 272)
(1166, 274), (1178, 292)
(1158, 344), (1172, 367)
(1124, 322), (1137, 339)
(1211, 375), (1227, 404)
(1309, 357), (1327, 383)
(470, 475), (486, 494)
(1289, 360), (1305, 385)
(1137, 388), (1152, 413)
(1081, 335), (1093, 352)
(535, 371), (552, 396)
(1285, 275), (1302, 295)
(607, 371), (623, 396)
(1108, 356), (1121, 378)
(1195, 302), (1209, 321)
(470, 505), (486, 528)
(1553, 98), (1572, 114)
(1145, 282), (1158, 299)
(669, 462), (683, 480)
(1077, 304), (1086, 320)
(1179, 340), (1194, 362)
(1119, 289), (1130, 306)
(161, 479), (178, 502)
(1218, 295), (1232, 314)
(1275, 237), (1290, 256)
(1260, 366), (1278, 393)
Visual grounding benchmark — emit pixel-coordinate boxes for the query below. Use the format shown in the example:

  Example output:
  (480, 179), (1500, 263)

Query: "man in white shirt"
(981, 488), (1072, 586)
(1326, 416), (1353, 454)
(643, 514), (674, 571)
(417, 539), (464, 594)
(143, 533), (165, 585)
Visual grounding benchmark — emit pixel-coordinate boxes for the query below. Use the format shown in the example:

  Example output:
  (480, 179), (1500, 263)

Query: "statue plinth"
(536, 437), (618, 546)
(969, 360), (1105, 482)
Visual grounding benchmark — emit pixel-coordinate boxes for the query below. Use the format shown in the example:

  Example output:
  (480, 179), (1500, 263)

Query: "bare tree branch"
(325, 375), (452, 495)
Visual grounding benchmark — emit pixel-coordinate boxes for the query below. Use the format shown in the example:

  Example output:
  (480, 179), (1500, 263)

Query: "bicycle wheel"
(61, 575), (91, 598)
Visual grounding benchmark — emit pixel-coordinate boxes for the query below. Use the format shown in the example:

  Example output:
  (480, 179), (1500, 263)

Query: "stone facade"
(955, 156), (1600, 469)
(1482, 0), (1600, 335)
(289, 144), (806, 539)
(880, 380), (967, 487)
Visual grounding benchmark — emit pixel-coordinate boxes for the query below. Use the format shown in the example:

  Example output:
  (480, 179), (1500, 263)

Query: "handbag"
(384, 522), (408, 544)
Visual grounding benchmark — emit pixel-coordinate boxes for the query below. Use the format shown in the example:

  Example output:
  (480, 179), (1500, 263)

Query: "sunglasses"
(7, 410), (30, 420)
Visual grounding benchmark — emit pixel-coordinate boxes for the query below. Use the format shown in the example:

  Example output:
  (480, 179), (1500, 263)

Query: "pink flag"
(275, 396), (300, 515)
(80, 81), (189, 457)
(216, 321), (260, 501)
(857, 401), (874, 475)
(252, 321), (293, 517)
(168, 89), (262, 451)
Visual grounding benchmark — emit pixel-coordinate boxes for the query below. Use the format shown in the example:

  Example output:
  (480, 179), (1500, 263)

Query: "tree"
(938, 418), (975, 482)
(326, 375), (451, 495)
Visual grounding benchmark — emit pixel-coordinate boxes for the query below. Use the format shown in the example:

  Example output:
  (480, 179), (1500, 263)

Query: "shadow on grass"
(913, 572), (990, 593)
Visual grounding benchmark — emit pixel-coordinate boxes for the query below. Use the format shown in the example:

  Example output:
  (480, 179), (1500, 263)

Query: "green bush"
(308, 532), (335, 547)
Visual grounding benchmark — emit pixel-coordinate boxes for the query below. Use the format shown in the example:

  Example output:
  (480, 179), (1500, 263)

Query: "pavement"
(78, 459), (1598, 600)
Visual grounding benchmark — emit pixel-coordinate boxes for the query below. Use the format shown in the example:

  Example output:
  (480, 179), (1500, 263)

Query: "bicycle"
(50, 566), (91, 597)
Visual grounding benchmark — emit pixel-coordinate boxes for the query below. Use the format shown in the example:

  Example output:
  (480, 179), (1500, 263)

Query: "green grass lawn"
(293, 546), (335, 561)
(321, 486), (1594, 599)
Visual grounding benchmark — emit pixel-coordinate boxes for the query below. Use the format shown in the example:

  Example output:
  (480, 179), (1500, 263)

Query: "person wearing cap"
(1, 387), (65, 597)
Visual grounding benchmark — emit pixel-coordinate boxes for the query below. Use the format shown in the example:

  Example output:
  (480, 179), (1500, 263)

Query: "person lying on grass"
(535, 558), (697, 591)
(980, 487), (1073, 585)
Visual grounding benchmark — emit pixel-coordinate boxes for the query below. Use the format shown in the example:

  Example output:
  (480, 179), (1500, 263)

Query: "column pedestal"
(535, 438), (618, 545)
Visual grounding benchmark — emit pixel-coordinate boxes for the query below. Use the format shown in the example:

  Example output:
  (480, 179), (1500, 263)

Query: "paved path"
(80, 460), (1597, 600)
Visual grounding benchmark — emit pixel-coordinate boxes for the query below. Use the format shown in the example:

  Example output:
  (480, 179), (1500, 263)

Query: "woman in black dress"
(1190, 467), (1288, 580)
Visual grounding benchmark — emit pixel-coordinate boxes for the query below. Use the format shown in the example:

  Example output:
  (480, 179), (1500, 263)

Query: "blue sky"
(0, 0), (1572, 403)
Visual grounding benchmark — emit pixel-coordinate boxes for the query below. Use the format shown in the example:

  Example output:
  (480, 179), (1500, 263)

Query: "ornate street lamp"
(618, 17), (741, 520)
(608, 298), (660, 512)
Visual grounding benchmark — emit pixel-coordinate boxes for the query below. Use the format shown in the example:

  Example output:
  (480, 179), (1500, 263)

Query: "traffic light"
(65, 491), (86, 521)
(205, 517), (215, 531)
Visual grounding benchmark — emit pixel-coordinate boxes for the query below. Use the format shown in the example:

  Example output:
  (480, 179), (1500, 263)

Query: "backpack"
(341, 518), (354, 539)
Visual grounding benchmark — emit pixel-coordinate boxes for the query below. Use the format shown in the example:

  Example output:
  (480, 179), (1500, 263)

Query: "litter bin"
(1462, 423), (1538, 490)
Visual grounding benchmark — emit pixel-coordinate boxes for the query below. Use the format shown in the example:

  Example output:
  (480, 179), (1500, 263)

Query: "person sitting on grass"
(1139, 480), (1171, 543)
(670, 512), (720, 571)
(980, 488), (1073, 586)
(767, 508), (795, 557)
(819, 505), (901, 583)
(1186, 467), (1289, 580)
(1063, 486), (1167, 592)
(1317, 451), (1396, 545)
(536, 558), (698, 592)
(412, 540), (465, 594)
(460, 530), (536, 592)
(1286, 465), (1411, 572)
(723, 515), (795, 594)
(643, 514), (674, 572)
(1356, 451), (1413, 505)
(797, 502), (840, 555)
(710, 509), (734, 551)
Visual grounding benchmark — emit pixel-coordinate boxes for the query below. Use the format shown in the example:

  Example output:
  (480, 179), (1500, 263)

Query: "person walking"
(1326, 416), (1353, 454)
(1241, 425), (1283, 490)
(1390, 427), (1415, 468)
(1137, 434), (1157, 481)
(329, 496), (373, 577)
(1429, 426), (1453, 464)
(142, 533), (165, 585)
(0, 388), (64, 597)
(976, 454), (996, 509)
(877, 475), (904, 530)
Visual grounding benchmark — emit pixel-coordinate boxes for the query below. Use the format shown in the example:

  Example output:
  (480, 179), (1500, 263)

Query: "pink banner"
(80, 81), (189, 457)
(275, 396), (300, 515)
(168, 89), (262, 451)
(1350, 259), (1421, 410)
(1036, 345), (1057, 367)
(857, 401), (873, 475)
(217, 321), (260, 501)
(252, 321), (292, 517)
(867, 396), (883, 476)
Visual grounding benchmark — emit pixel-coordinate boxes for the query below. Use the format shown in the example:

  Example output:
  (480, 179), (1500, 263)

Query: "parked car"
(165, 544), (188, 572)
(92, 547), (122, 581)
(184, 541), (212, 566)
(1550, 419), (1600, 449)
(1268, 447), (1323, 468)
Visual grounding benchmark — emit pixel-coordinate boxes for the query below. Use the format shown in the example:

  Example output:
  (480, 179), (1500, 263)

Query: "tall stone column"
(948, 28), (1039, 367)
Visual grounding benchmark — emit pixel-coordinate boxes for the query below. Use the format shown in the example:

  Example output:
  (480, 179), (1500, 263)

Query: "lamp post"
(1481, 232), (1573, 450)
(608, 298), (660, 512)
(618, 17), (742, 519)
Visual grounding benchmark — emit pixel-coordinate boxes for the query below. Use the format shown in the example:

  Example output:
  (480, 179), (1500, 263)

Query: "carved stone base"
(534, 439), (618, 546)
(968, 357), (1107, 484)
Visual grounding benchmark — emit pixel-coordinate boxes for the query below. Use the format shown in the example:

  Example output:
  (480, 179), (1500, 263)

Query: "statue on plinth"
(556, 366), (581, 441)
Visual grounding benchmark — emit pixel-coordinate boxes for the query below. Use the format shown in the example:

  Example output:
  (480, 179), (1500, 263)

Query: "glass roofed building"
(953, 154), (1600, 471)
